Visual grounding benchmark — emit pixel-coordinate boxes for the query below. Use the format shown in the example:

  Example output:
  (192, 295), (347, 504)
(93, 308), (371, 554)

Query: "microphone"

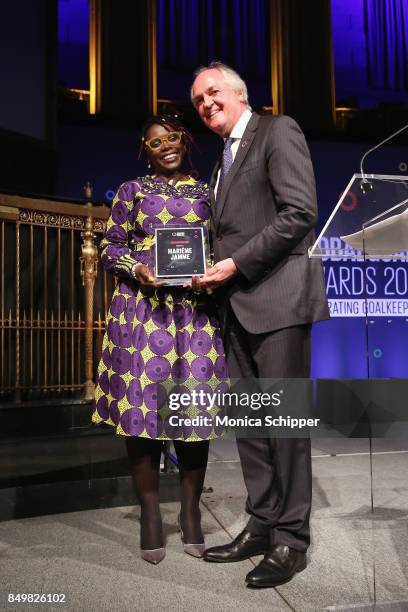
(359, 121), (408, 193)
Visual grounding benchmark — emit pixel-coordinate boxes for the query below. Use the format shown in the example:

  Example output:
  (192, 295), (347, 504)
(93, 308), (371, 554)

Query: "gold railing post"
(80, 183), (98, 401)
(15, 221), (21, 402)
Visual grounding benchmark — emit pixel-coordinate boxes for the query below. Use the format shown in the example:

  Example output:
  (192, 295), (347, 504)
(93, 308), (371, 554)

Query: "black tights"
(125, 437), (209, 549)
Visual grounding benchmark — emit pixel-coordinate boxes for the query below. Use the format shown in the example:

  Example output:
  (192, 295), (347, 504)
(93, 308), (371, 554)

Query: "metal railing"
(0, 189), (112, 402)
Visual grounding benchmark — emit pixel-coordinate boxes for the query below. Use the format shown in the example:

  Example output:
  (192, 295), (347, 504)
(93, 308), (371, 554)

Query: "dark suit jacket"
(210, 113), (329, 334)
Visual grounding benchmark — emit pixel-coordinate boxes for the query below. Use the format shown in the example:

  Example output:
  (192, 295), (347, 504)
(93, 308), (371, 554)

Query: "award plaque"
(154, 226), (207, 284)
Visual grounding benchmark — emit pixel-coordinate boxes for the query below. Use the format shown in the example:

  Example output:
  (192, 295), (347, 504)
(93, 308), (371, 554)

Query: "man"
(191, 62), (329, 588)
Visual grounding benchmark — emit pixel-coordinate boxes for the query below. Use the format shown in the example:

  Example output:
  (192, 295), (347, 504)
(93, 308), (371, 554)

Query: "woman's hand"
(132, 263), (164, 287)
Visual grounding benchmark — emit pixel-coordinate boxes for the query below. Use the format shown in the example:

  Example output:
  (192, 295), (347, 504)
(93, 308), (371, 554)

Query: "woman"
(92, 115), (227, 564)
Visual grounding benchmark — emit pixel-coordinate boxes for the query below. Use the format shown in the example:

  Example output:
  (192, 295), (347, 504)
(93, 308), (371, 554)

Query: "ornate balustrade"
(0, 190), (112, 402)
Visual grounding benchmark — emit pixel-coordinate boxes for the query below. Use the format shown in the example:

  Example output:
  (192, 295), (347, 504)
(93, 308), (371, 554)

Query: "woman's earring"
(147, 161), (151, 170)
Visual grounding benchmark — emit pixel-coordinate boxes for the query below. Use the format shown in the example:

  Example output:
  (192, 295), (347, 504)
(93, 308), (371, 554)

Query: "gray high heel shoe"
(140, 516), (165, 564)
(141, 547), (166, 565)
(178, 514), (206, 558)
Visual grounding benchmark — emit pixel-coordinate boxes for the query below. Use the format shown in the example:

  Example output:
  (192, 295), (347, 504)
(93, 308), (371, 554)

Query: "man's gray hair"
(191, 61), (251, 109)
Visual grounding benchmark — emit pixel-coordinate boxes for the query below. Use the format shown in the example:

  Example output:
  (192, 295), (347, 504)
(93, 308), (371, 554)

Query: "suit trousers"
(225, 306), (312, 553)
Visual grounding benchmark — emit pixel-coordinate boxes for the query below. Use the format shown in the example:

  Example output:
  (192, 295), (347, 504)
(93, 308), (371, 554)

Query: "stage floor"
(1, 439), (408, 611)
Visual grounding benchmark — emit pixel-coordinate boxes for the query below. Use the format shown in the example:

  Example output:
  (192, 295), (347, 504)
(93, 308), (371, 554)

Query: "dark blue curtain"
(157, 0), (269, 79)
(364, 0), (408, 90)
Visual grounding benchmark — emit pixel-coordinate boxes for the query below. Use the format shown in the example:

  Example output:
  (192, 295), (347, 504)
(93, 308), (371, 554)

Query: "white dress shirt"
(214, 108), (253, 197)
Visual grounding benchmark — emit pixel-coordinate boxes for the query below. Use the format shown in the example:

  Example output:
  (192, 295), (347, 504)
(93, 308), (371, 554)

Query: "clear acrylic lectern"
(310, 174), (408, 609)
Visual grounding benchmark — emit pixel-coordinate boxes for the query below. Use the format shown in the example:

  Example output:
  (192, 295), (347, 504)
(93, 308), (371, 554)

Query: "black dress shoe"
(245, 544), (306, 588)
(203, 529), (268, 563)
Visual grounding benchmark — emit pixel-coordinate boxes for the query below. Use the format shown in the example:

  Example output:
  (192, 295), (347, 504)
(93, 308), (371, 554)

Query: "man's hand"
(195, 258), (238, 290)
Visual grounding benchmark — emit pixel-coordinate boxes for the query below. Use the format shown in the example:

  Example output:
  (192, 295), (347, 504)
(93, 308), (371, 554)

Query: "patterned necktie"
(215, 137), (234, 211)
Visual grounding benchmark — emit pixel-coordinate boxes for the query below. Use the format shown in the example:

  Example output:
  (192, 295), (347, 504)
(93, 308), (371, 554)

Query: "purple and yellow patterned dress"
(92, 175), (227, 441)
